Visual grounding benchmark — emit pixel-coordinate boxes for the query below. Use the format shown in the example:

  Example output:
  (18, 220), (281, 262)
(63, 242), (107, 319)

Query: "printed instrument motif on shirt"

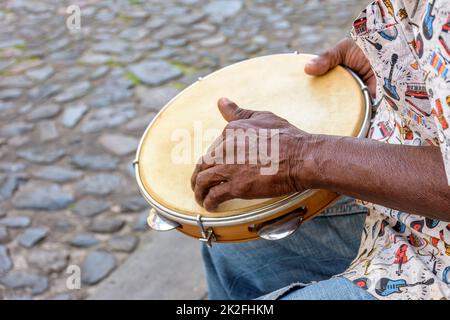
(346, 0), (450, 300)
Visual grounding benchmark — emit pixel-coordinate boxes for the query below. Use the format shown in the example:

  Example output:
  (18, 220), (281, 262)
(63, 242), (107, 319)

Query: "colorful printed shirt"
(341, 0), (450, 299)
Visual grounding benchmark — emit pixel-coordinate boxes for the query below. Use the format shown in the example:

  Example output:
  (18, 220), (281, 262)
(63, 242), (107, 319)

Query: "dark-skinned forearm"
(297, 134), (450, 220)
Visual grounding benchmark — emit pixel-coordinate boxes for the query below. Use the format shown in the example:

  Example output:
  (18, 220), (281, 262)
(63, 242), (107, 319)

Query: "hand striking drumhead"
(136, 54), (365, 217)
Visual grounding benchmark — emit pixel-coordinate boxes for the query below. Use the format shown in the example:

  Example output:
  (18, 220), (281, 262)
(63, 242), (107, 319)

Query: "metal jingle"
(147, 208), (180, 231)
(257, 209), (305, 241)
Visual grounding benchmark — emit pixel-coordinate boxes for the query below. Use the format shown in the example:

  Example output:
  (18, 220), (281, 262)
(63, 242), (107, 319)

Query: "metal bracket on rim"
(196, 215), (216, 247)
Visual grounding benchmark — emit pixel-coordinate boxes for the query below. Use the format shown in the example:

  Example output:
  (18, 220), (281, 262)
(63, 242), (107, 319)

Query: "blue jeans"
(201, 197), (376, 300)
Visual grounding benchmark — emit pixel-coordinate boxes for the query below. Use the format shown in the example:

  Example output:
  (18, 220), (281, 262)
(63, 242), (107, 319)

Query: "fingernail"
(306, 58), (318, 66)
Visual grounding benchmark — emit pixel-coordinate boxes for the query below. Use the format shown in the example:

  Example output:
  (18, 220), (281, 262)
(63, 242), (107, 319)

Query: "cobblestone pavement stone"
(0, 0), (367, 299)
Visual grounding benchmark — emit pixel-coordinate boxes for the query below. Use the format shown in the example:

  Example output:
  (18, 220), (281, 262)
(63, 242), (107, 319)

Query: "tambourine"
(134, 53), (371, 246)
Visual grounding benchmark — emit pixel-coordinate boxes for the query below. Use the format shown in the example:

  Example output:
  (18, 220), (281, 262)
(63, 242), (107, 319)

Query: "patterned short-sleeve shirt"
(341, 0), (450, 299)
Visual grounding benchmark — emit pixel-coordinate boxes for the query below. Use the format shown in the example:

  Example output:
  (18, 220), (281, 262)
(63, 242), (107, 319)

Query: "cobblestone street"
(0, 0), (367, 299)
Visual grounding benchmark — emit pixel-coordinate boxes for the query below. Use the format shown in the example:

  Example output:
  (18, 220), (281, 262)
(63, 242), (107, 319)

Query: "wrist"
(291, 134), (330, 190)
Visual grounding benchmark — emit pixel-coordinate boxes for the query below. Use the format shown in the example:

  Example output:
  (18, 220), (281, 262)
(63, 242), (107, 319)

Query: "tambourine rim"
(133, 53), (372, 227)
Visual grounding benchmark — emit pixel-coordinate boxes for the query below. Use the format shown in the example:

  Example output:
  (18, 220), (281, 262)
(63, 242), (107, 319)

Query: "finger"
(203, 182), (234, 212)
(193, 167), (228, 206)
(191, 156), (214, 191)
(304, 38), (350, 76)
(366, 76), (377, 98)
(190, 138), (224, 191)
(218, 97), (255, 122)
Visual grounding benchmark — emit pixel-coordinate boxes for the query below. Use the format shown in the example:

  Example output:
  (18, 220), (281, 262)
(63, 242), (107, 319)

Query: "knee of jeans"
(201, 243), (218, 270)
(204, 240), (264, 260)
(201, 241), (269, 284)
(280, 277), (376, 300)
(201, 243), (243, 271)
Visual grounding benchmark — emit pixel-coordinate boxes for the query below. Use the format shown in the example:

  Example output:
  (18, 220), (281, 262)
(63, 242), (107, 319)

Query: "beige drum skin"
(135, 53), (371, 245)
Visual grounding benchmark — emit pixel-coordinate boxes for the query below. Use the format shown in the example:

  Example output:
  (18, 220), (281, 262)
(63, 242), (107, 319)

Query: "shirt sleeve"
(419, 1), (450, 184)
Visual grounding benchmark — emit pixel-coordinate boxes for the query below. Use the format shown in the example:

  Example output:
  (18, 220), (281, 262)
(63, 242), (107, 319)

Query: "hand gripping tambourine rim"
(133, 52), (372, 244)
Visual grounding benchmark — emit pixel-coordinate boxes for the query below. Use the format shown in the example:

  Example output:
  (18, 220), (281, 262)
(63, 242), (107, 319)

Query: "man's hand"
(190, 40), (450, 220)
(305, 38), (376, 97)
(190, 98), (311, 211)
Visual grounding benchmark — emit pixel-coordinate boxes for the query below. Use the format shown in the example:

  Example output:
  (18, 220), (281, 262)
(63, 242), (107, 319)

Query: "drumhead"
(136, 54), (366, 218)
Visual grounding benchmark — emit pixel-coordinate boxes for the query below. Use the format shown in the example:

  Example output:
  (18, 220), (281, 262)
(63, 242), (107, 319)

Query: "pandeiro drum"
(134, 53), (371, 246)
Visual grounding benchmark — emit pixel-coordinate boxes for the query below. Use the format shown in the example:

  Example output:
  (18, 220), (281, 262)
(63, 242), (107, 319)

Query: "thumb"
(304, 38), (348, 76)
(218, 98), (254, 122)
